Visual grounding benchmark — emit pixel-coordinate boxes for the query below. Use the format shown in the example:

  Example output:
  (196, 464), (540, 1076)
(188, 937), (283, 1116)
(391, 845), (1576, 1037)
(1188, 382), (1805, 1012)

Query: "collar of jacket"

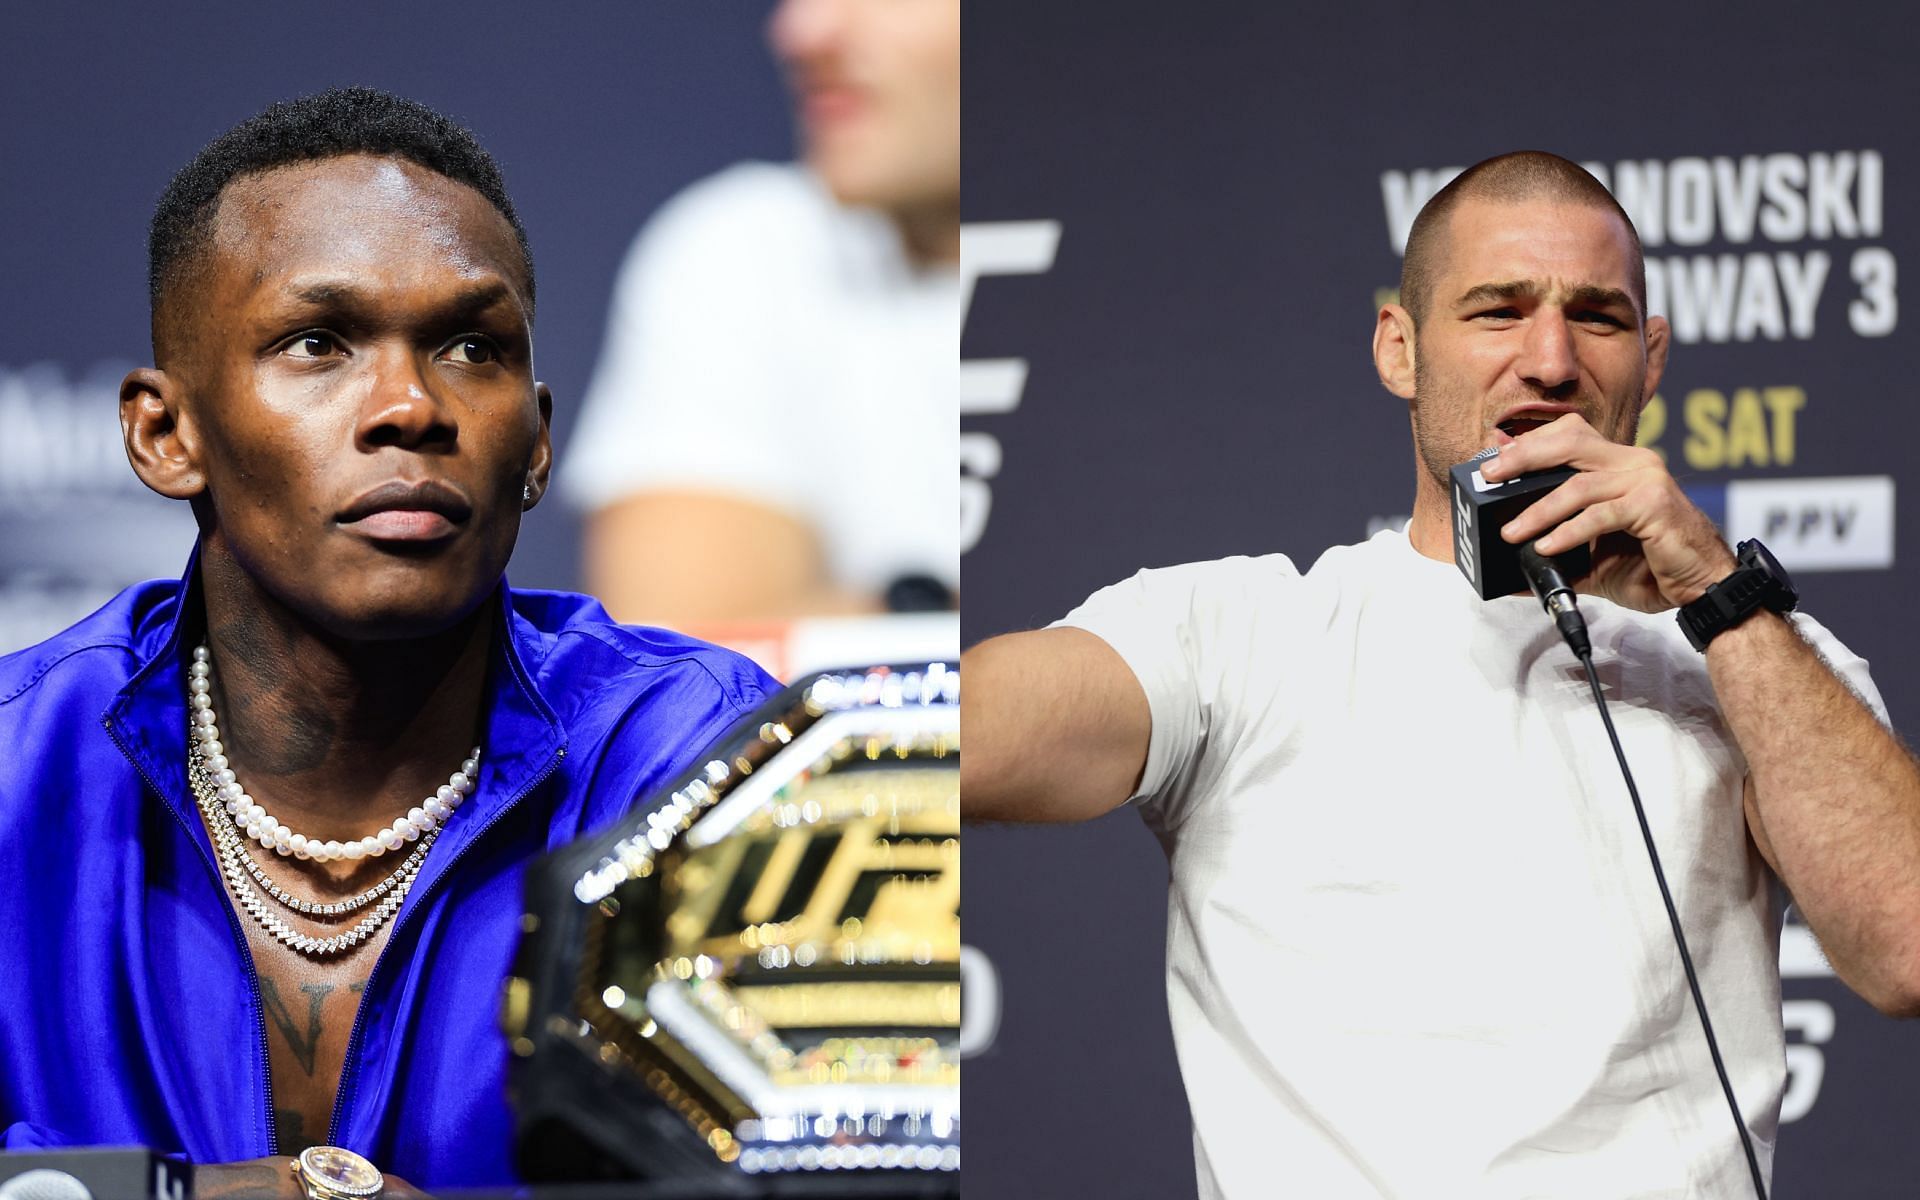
(100, 544), (570, 891)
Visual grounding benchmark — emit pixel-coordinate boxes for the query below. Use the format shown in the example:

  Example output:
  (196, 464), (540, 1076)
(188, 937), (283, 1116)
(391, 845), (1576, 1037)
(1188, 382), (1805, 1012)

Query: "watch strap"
(1678, 545), (1794, 652)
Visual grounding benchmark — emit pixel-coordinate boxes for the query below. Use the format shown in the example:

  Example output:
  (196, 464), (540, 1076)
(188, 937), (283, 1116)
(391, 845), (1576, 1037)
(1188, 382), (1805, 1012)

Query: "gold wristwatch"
(290, 1146), (384, 1199)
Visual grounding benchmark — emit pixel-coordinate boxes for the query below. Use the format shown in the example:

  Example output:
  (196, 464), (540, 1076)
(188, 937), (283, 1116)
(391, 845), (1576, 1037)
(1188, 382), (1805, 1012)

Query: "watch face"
(1740, 538), (1797, 593)
(299, 1146), (383, 1195)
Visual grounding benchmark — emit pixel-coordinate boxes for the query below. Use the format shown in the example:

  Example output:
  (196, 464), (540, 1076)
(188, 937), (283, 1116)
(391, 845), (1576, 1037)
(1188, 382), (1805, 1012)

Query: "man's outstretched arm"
(961, 627), (1151, 823)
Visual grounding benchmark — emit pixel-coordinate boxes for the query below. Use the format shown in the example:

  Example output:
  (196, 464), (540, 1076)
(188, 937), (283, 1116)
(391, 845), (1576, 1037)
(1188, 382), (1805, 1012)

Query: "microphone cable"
(1520, 543), (1768, 1200)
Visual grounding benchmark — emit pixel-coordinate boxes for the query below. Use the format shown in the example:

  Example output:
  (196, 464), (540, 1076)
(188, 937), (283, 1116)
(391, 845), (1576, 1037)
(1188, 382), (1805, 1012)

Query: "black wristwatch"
(1677, 538), (1799, 651)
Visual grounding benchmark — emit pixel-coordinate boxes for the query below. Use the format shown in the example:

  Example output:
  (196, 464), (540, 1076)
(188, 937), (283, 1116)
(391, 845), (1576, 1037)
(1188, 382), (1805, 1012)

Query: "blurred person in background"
(564, 0), (960, 630)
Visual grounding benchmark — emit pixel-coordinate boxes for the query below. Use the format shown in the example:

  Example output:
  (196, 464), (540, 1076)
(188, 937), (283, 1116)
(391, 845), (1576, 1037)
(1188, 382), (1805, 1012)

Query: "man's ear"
(1373, 302), (1419, 400)
(523, 381), (555, 508)
(1641, 314), (1672, 411)
(120, 367), (206, 500)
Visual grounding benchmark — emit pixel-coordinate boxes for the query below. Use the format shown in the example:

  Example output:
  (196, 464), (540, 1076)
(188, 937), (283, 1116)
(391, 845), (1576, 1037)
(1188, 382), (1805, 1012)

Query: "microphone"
(1448, 450), (1589, 600)
(0, 1151), (188, 1200)
(884, 572), (955, 613)
(1448, 450), (1592, 658)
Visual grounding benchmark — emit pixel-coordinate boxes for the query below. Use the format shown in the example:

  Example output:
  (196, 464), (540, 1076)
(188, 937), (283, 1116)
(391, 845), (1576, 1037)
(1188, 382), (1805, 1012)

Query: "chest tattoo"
(259, 977), (366, 1075)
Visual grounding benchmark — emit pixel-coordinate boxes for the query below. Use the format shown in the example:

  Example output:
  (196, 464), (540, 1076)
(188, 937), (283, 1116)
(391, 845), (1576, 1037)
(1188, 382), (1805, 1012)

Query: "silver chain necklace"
(188, 644), (479, 863)
(188, 745), (430, 916)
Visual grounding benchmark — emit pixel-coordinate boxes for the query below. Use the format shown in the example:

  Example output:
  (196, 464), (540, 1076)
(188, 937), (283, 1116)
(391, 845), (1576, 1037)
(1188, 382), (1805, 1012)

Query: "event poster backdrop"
(963, 5), (1919, 1198)
(0, 2), (790, 653)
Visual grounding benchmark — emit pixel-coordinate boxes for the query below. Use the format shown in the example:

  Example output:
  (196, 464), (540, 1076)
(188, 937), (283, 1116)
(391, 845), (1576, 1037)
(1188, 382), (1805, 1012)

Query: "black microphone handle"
(1517, 541), (1592, 658)
(1515, 540), (1571, 605)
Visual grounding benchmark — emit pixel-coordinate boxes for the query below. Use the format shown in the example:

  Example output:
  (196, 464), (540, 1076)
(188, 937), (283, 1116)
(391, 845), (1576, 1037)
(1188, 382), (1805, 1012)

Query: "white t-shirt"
(1058, 528), (1883, 1200)
(563, 162), (959, 594)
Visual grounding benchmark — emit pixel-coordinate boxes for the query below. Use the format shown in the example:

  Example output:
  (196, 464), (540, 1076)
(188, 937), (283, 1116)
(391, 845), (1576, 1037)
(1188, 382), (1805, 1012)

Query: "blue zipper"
(323, 743), (567, 1147)
(104, 713), (282, 1158)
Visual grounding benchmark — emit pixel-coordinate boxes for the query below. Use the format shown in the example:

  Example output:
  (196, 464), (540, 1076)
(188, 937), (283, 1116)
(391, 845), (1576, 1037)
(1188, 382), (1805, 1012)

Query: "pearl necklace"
(188, 644), (478, 862)
(222, 798), (433, 917)
(183, 642), (481, 959)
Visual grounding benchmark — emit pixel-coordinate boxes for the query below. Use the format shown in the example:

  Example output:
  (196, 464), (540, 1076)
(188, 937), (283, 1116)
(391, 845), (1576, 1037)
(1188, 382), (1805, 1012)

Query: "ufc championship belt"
(507, 664), (960, 1189)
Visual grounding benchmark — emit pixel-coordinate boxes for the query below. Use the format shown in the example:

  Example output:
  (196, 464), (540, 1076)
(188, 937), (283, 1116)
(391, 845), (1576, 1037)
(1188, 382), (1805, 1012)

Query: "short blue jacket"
(0, 560), (777, 1188)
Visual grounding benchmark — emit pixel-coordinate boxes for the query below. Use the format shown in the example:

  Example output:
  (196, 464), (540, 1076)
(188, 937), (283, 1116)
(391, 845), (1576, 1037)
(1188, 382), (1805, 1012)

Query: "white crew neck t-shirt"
(1058, 528), (1883, 1200)
(564, 162), (959, 595)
